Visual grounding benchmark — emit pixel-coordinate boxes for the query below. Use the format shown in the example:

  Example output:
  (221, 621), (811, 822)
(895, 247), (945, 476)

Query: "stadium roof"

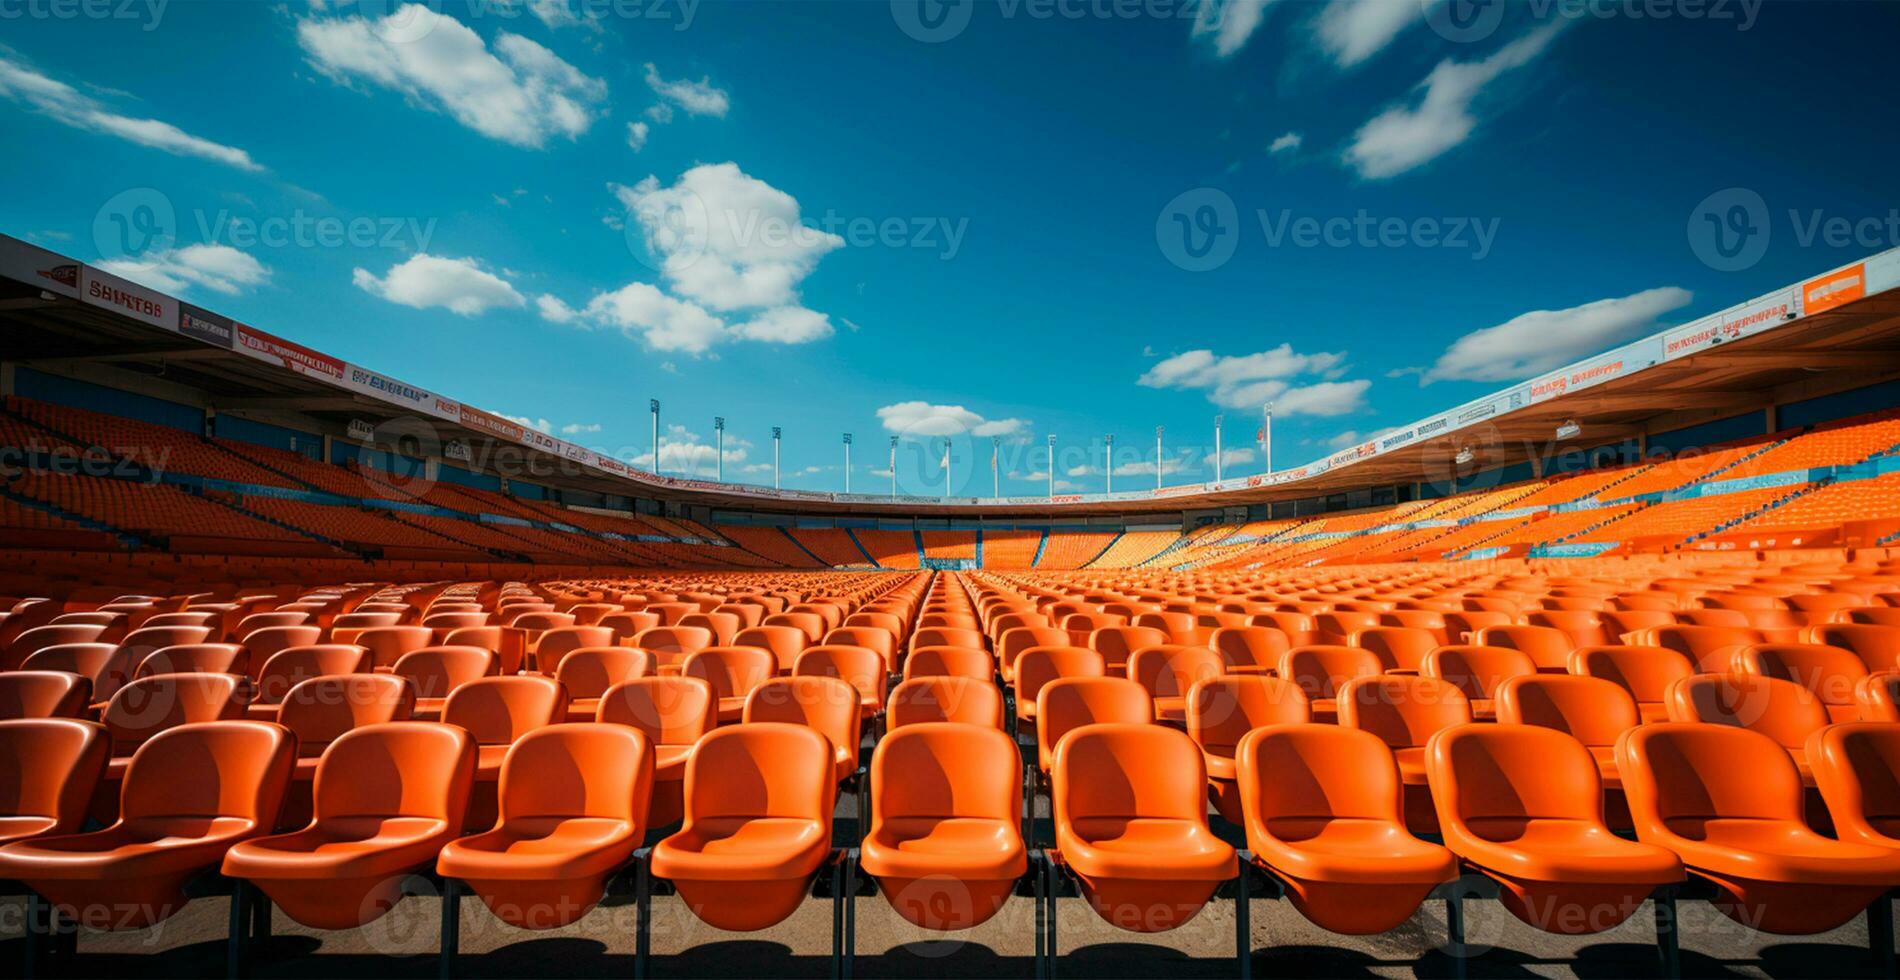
(4, 233), (1899, 517)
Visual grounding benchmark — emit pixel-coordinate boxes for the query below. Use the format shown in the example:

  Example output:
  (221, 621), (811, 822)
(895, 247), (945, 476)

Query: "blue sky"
(2, 0), (1895, 497)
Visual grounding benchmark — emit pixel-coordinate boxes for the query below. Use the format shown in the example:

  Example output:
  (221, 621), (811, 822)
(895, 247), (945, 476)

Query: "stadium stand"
(1035, 531), (1117, 569)
(852, 529), (922, 568)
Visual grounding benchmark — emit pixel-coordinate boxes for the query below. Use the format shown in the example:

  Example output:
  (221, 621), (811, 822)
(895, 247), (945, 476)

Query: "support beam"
(1692, 348), (1900, 370)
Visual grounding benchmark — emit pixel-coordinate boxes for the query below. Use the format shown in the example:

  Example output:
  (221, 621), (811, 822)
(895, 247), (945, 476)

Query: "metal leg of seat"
(1235, 860), (1251, 980)
(1869, 893), (1895, 978)
(437, 877), (459, 980)
(1046, 858), (1059, 980)
(1033, 852), (1046, 980)
(24, 891), (46, 980)
(226, 879), (250, 980)
(843, 850), (857, 980)
(1445, 885), (1467, 980)
(1653, 886), (1680, 980)
(251, 890), (271, 945)
(635, 852), (652, 980)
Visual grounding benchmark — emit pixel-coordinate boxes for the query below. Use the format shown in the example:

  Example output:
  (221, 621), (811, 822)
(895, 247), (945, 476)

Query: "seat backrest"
(904, 645), (993, 680)
(597, 676), (716, 746)
(1804, 624), (1900, 672)
(887, 676), (1004, 729)
(682, 722), (834, 824)
(1857, 671), (1900, 722)
(793, 645), (886, 701)
(256, 644), (371, 705)
(1348, 627), (1438, 673)
(233, 611), (310, 640)
(392, 646), (498, 700)
(1014, 646), (1105, 704)
(684, 647), (779, 702)
(500, 723), (652, 826)
(1631, 624), (1761, 672)
(1314, 611), (1381, 645)
(1806, 722), (1900, 847)
(533, 626), (617, 673)
(821, 627), (893, 663)
(0, 718), (110, 835)
(873, 723), (1019, 823)
(764, 612), (827, 644)
(553, 647), (653, 700)
(1618, 723), (1804, 827)
(1207, 627), (1289, 673)
(1568, 645), (1695, 704)
(1426, 723), (1605, 826)
(1733, 643), (1867, 713)
(0, 670), (92, 719)
(1422, 645), (1537, 700)
(1337, 676), (1471, 750)
(133, 643), (246, 679)
(999, 627), (1070, 671)
(7, 623), (108, 668)
(1053, 723), (1205, 823)
(1186, 676), (1309, 755)
(102, 672), (246, 754)
(442, 675), (567, 746)
(1443, 611), (1517, 643)
(729, 625), (806, 672)
(1664, 673), (1829, 749)
(844, 611), (904, 640)
(1247, 612), (1318, 646)
(1036, 677), (1152, 770)
(1494, 674), (1639, 748)
(1126, 645), (1224, 700)
(314, 722), (474, 823)
(1472, 625), (1575, 671)
(1526, 610), (1610, 647)
(1086, 626), (1169, 672)
(241, 625), (325, 679)
(119, 721), (295, 830)
(278, 674), (416, 755)
(1280, 645), (1382, 700)
(744, 676), (862, 770)
(351, 626), (435, 671)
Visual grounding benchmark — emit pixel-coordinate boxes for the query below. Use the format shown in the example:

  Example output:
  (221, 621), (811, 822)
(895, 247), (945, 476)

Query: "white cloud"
(1314, 0), (1425, 68)
(500, 414), (553, 434)
(528, 0), (601, 31)
(352, 254), (527, 315)
(1206, 447), (1256, 467)
(643, 62), (729, 117)
(1416, 287), (1694, 383)
(628, 423), (751, 477)
(1275, 380), (1371, 416)
(614, 162), (843, 313)
(297, 4), (607, 149)
(98, 244), (270, 296)
(560, 422), (602, 435)
(645, 103), (674, 124)
(732, 306), (834, 344)
(1345, 22), (1563, 179)
(1193, 0), (1278, 57)
(541, 281), (728, 354)
(1268, 131), (1302, 155)
(1112, 454), (1194, 478)
(626, 120), (649, 151)
(876, 402), (1031, 439)
(0, 57), (262, 171)
(1138, 344), (1348, 409)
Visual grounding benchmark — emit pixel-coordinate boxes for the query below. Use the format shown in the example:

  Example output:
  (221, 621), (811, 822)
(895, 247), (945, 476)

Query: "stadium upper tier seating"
(8, 563), (1900, 976)
(5, 395), (1900, 590)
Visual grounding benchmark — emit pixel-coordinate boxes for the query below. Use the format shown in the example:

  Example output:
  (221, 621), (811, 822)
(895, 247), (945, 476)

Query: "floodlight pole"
(889, 436), (898, 499)
(992, 436), (1000, 498)
(1155, 426), (1164, 491)
(942, 439), (952, 499)
(842, 433), (852, 494)
(1105, 434), (1114, 495)
(1047, 435), (1055, 501)
(649, 399), (661, 476)
(1263, 405), (1274, 476)
(772, 426), (782, 489)
(714, 416), (724, 482)
(1214, 414), (1224, 484)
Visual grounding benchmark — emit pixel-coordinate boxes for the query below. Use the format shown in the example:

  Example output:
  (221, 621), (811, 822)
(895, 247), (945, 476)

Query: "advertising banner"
(1804, 262), (1866, 315)
(177, 303), (236, 348)
(237, 325), (345, 380)
(0, 237), (81, 299)
(80, 265), (176, 330)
